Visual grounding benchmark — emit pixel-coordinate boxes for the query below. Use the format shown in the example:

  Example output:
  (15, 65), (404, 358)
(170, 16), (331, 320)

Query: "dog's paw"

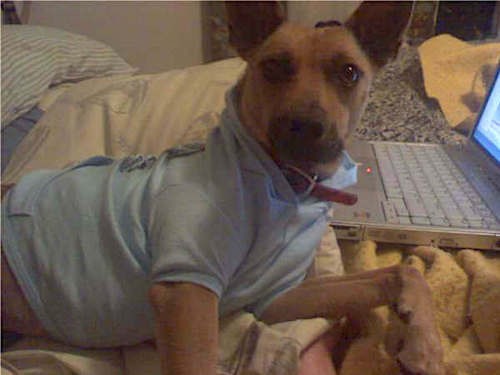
(396, 323), (445, 375)
(398, 358), (445, 375)
(396, 266), (433, 319)
(395, 266), (445, 375)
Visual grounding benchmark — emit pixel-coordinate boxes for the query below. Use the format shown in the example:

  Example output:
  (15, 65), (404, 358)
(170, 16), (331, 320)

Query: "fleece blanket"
(418, 34), (500, 133)
(338, 240), (500, 375)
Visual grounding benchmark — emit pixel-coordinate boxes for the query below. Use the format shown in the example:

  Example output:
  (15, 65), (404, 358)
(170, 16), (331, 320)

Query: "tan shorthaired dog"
(2, 2), (444, 375)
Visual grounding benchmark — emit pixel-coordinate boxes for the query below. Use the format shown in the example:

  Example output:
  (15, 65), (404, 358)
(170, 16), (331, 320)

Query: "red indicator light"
(366, 167), (372, 174)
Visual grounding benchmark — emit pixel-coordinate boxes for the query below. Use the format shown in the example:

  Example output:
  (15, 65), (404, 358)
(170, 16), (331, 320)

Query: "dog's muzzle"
(268, 115), (344, 164)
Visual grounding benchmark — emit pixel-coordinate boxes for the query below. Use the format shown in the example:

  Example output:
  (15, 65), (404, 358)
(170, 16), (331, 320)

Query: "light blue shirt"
(2, 87), (355, 348)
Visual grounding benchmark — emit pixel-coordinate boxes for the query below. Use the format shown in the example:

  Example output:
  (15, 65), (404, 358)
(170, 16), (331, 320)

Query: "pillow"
(1, 25), (137, 127)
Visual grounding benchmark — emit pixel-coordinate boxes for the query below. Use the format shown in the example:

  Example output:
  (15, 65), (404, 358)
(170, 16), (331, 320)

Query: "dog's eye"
(261, 57), (296, 83)
(339, 64), (360, 86)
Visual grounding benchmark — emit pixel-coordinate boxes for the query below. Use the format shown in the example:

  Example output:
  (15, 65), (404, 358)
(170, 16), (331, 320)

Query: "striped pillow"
(1, 25), (137, 127)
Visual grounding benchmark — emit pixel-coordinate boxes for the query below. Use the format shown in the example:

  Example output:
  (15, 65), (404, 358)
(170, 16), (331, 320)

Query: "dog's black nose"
(289, 119), (324, 139)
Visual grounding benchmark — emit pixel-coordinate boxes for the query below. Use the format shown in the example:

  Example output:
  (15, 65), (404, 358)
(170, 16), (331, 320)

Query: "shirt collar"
(220, 86), (297, 202)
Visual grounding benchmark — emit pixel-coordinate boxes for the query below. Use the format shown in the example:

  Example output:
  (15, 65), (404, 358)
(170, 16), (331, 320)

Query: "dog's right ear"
(225, 1), (285, 60)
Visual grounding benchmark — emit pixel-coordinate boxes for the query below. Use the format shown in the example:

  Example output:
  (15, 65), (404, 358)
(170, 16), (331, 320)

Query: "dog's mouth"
(266, 116), (358, 205)
(267, 116), (345, 167)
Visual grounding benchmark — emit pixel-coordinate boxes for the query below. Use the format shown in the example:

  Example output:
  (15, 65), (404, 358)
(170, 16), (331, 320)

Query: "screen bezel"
(471, 67), (500, 166)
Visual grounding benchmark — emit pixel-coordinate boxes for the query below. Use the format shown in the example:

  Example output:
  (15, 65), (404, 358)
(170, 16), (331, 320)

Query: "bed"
(2, 17), (500, 375)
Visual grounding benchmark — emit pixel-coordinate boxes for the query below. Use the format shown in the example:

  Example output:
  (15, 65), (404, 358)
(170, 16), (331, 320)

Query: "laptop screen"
(472, 68), (500, 164)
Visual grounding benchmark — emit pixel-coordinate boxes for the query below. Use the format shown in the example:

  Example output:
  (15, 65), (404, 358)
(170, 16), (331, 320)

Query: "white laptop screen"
(472, 69), (500, 164)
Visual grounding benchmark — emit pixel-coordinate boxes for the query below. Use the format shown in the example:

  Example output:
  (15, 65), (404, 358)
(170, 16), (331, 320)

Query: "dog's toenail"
(398, 309), (413, 323)
(397, 359), (416, 375)
(290, 120), (303, 132)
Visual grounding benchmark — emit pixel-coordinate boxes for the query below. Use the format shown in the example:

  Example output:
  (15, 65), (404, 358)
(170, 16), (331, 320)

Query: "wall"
(18, 1), (364, 73)
(24, 1), (203, 73)
(287, 1), (361, 27)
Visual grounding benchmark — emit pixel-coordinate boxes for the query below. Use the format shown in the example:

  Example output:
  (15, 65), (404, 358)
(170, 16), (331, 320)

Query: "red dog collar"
(282, 164), (358, 205)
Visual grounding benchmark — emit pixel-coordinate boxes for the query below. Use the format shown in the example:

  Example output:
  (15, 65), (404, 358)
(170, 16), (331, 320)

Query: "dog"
(1, 2), (444, 375)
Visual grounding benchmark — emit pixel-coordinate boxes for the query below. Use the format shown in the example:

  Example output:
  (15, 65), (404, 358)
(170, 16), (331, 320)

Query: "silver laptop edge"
(332, 68), (500, 251)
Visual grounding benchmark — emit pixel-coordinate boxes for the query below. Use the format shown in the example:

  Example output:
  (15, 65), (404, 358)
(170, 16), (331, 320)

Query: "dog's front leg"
(260, 265), (444, 375)
(149, 282), (219, 375)
(260, 265), (402, 324)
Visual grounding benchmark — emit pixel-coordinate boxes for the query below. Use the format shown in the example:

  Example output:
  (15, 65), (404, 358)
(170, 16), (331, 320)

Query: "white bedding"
(3, 58), (246, 183)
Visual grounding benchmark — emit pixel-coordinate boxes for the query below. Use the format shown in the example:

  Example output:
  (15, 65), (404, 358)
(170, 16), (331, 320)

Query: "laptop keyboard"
(374, 143), (500, 230)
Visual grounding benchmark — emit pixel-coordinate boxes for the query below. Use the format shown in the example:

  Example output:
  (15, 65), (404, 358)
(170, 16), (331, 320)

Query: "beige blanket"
(338, 240), (500, 375)
(418, 34), (499, 133)
(2, 58), (247, 184)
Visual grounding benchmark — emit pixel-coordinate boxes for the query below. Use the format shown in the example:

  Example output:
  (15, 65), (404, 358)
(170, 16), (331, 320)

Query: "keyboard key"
(488, 223), (500, 230)
(442, 205), (463, 220)
(439, 197), (456, 206)
(398, 216), (412, 225)
(430, 217), (449, 226)
(464, 187), (480, 197)
(470, 196), (484, 205)
(404, 191), (422, 201)
(405, 197), (427, 217)
(389, 198), (409, 217)
(418, 188), (435, 198)
(449, 218), (469, 228)
(411, 217), (431, 225)
(460, 207), (482, 221)
(427, 207), (446, 219)
(485, 218), (500, 229)
(451, 191), (468, 201)
(468, 219), (484, 229)
(386, 186), (403, 199)
(382, 200), (399, 224)
(435, 190), (450, 199)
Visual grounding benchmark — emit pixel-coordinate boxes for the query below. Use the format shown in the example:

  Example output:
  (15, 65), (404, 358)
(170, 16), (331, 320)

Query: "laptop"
(331, 68), (500, 251)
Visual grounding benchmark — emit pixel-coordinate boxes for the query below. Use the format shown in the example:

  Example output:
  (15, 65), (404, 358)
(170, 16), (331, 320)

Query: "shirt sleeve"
(148, 184), (243, 297)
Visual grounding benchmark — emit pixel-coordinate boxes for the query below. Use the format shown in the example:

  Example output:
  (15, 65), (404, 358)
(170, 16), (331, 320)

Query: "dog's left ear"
(225, 1), (285, 60)
(345, 1), (413, 69)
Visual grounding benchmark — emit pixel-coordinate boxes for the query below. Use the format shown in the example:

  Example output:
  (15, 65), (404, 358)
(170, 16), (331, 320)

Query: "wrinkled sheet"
(2, 58), (246, 183)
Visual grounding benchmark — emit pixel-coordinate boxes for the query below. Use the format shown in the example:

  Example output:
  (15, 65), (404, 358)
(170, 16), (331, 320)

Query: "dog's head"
(226, 1), (412, 177)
